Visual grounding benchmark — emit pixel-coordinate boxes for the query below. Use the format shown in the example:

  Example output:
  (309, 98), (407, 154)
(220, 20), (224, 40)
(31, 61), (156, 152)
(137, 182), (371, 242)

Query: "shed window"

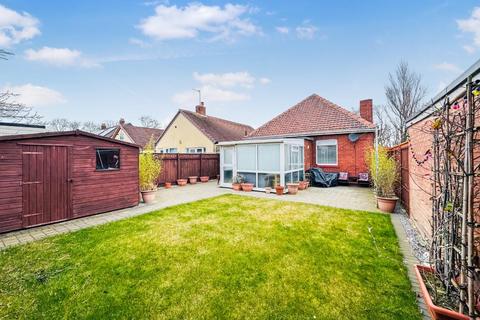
(96, 149), (120, 170)
(316, 139), (337, 165)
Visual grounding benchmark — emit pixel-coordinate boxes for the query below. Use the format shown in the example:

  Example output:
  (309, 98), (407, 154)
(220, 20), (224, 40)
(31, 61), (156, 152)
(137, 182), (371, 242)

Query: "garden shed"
(0, 130), (140, 233)
(218, 138), (305, 191)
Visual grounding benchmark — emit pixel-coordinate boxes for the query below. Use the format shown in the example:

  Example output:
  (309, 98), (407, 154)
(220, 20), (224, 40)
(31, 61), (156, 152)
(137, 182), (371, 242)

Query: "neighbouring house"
(218, 94), (376, 190)
(398, 58), (480, 240)
(98, 118), (164, 150)
(155, 102), (254, 153)
(0, 122), (46, 136)
(0, 130), (140, 233)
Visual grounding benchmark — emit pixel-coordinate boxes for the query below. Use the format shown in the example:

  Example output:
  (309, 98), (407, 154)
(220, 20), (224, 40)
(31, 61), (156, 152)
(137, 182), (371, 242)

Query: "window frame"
(185, 147), (206, 153)
(316, 139), (338, 166)
(95, 148), (121, 171)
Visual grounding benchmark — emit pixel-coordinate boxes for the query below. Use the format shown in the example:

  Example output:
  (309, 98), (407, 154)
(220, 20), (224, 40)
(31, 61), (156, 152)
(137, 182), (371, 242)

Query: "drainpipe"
(374, 125), (379, 194)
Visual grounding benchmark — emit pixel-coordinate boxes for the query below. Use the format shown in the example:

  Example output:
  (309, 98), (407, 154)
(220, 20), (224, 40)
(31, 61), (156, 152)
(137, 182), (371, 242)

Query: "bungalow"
(218, 94), (375, 190)
(98, 118), (164, 150)
(155, 102), (254, 153)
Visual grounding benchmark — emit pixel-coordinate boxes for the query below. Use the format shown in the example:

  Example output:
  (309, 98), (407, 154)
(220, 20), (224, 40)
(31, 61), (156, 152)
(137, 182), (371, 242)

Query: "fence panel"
(154, 153), (219, 185)
(388, 143), (410, 215)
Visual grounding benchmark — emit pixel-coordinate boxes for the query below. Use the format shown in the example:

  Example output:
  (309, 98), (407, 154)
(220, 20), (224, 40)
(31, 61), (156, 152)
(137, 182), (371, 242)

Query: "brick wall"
(306, 132), (374, 177)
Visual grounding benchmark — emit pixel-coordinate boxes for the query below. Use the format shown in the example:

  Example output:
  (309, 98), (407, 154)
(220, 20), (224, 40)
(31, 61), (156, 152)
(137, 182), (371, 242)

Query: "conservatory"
(218, 138), (305, 191)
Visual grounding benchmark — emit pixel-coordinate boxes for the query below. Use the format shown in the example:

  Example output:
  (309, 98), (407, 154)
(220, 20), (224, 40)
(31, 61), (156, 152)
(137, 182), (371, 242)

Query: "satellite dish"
(348, 133), (360, 143)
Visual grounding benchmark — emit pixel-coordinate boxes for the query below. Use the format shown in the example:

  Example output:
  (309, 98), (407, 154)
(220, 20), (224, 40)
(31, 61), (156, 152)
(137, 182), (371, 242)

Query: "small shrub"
(367, 146), (398, 197)
(139, 139), (162, 191)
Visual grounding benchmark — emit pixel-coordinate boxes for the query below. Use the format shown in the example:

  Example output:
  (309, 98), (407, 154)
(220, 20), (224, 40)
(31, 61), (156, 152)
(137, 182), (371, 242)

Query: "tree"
(374, 106), (394, 147)
(0, 92), (43, 124)
(82, 121), (101, 133)
(384, 61), (427, 144)
(48, 118), (82, 131)
(139, 115), (161, 128)
(0, 49), (13, 60)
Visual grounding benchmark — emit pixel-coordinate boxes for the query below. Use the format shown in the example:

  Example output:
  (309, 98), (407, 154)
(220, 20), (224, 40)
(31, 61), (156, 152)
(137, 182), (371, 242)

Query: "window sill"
(95, 168), (121, 172)
(316, 164), (339, 167)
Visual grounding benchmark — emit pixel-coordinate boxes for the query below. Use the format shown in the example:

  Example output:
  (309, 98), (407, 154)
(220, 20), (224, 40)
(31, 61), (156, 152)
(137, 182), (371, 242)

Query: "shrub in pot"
(232, 174), (243, 191)
(367, 146), (399, 213)
(139, 140), (162, 204)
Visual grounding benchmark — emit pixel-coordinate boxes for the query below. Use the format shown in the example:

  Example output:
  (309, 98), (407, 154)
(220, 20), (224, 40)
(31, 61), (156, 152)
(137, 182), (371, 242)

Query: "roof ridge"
(180, 109), (253, 129)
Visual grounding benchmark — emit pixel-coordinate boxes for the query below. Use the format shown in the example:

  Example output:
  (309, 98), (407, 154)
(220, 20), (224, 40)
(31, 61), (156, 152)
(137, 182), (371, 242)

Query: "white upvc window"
(316, 139), (338, 165)
(186, 147), (206, 153)
(160, 148), (178, 154)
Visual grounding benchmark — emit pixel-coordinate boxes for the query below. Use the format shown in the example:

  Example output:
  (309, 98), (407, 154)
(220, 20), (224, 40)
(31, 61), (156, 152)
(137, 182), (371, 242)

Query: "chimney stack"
(119, 118), (125, 125)
(359, 99), (373, 123)
(195, 101), (206, 116)
(101, 123), (107, 130)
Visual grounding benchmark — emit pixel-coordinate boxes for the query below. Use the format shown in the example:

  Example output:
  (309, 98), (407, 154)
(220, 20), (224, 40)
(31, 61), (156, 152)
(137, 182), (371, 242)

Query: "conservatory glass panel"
(258, 144), (280, 172)
(237, 172), (256, 186)
(258, 173), (280, 188)
(237, 145), (256, 171)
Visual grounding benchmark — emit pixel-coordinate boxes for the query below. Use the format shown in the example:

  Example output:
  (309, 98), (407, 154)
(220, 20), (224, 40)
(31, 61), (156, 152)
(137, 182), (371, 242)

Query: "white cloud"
(2, 84), (66, 107)
(433, 62), (462, 74)
(259, 77), (271, 84)
(463, 45), (476, 54)
(0, 4), (40, 47)
(173, 85), (249, 106)
(296, 24), (317, 39)
(457, 7), (480, 51)
(128, 37), (152, 48)
(24, 47), (99, 68)
(137, 3), (260, 41)
(276, 26), (289, 34)
(193, 71), (255, 88)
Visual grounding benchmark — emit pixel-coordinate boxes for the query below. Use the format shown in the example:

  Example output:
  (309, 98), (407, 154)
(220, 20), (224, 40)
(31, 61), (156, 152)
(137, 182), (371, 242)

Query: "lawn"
(0, 194), (420, 319)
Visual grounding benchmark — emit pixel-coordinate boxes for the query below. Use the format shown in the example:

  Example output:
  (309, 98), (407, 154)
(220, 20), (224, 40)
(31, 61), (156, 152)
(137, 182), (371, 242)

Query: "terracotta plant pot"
(141, 190), (156, 204)
(275, 185), (284, 195)
(188, 176), (198, 184)
(164, 182), (172, 189)
(265, 187), (272, 194)
(232, 183), (241, 191)
(200, 176), (209, 183)
(298, 181), (307, 190)
(377, 196), (398, 213)
(177, 179), (187, 186)
(241, 183), (254, 192)
(414, 265), (469, 320)
(287, 183), (299, 195)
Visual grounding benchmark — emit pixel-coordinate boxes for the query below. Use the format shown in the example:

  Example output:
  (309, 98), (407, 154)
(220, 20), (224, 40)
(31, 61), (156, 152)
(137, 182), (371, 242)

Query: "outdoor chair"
(338, 172), (349, 185)
(357, 172), (370, 186)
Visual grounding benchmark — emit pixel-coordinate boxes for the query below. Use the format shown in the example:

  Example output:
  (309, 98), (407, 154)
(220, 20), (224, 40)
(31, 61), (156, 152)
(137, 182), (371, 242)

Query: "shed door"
(22, 145), (70, 227)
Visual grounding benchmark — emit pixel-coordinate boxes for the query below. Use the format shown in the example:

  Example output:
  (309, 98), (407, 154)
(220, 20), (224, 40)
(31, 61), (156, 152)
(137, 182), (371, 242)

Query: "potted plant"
(414, 265), (469, 320)
(200, 176), (209, 182)
(189, 176), (198, 184)
(287, 182), (299, 195)
(273, 175), (284, 195)
(232, 174), (243, 191)
(367, 146), (399, 213)
(177, 178), (187, 186)
(164, 182), (172, 189)
(139, 140), (162, 204)
(241, 181), (254, 192)
(298, 181), (307, 190)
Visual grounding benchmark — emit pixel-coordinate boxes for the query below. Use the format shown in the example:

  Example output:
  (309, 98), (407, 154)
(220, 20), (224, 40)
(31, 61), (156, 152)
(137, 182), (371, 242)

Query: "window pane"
(237, 172), (256, 186)
(258, 144), (280, 172)
(284, 172), (292, 184)
(299, 170), (304, 181)
(258, 173), (280, 188)
(292, 170), (299, 182)
(96, 149), (120, 170)
(223, 169), (233, 183)
(223, 147), (233, 165)
(317, 145), (337, 164)
(284, 145), (290, 170)
(237, 145), (256, 171)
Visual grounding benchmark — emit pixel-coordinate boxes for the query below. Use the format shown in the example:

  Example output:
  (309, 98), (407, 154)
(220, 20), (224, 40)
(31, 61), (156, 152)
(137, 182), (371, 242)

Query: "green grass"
(0, 194), (420, 319)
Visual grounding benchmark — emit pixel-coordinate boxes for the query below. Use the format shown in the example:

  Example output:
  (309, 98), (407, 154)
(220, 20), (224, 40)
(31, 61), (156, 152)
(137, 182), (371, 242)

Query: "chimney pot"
(119, 118), (125, 125)
(101, 123), (107, 130)
(195, 102), (206, 116)
(359, 99), (373, 123)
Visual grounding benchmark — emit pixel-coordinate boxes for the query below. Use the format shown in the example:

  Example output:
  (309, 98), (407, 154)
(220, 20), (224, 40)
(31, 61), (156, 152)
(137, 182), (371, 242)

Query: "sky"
(1, 0), (479, 128)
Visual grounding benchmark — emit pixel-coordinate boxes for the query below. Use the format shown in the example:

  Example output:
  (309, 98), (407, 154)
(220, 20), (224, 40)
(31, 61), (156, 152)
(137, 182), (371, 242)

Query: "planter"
(164, 182), (172, 189)
(264, 187), (272, 194)
(189, 176), (198, 184)
(376, 196), (398, 213)
(241, 183), (254, 192)
(141, 190), (156, 204)
(287, 183), (299, 195)
(232, 183), (241, 191)
(275, 185), (284, 195)
(414, 265), (469, 320)
(298, 181), (307, 190)
(200, 176), (209, 183)
(177, 179), (187, 186)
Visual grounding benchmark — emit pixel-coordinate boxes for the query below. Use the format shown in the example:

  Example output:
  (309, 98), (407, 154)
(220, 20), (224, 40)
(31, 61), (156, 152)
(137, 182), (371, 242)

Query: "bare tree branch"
(0, 92), (43, 124)
(0, 49), (13, 60)
(139, 115), (161, 128)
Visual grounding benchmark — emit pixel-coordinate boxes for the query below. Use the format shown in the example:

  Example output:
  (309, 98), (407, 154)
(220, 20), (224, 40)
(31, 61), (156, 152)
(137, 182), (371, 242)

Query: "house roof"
(248, 94), (375, 138)
(98, 123), (164, 148)
(0, 130), (140, 148)
(0, 122), (46, 129)
(158, 109), (254, 144)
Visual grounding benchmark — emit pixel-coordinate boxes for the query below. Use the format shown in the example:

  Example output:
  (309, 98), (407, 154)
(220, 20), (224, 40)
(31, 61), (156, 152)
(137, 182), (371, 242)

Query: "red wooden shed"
(0, 130), (140, 233)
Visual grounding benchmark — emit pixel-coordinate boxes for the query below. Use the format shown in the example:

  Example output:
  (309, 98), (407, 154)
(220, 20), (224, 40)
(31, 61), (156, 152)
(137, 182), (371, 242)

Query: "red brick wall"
(360, 99), (373, 123)
(306, 133), (374, 177)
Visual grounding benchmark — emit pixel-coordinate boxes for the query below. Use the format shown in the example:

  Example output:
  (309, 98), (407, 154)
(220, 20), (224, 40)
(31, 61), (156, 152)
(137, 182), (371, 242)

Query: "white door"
(221, 147), (234, 186)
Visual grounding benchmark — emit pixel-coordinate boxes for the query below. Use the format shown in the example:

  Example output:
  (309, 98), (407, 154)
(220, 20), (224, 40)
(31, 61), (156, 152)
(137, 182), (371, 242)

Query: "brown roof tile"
(248, 94), (375, 138)
(121, 123), (164, 148)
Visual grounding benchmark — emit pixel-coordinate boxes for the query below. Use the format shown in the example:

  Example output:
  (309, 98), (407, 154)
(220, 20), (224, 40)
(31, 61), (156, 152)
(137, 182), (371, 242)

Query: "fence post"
(199, 153), (202, 177)
(176, 153), (180, 180)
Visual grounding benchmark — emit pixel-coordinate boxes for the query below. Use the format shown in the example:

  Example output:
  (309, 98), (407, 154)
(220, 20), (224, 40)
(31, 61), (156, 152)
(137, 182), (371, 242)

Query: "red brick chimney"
(359, 99), (373, 123)
(101, 123), (107, 130)
(119, 118), (126, 125)
(195, 101), (206, 116)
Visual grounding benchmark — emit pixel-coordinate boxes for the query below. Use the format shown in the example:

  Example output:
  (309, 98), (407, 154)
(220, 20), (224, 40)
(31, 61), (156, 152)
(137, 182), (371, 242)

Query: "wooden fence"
(154, 153), (219, 185)
(388, 142), (410, 214)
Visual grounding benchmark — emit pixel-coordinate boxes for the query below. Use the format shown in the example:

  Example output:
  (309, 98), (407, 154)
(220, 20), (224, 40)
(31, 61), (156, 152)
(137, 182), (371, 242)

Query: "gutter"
(243, 128), (376, 140)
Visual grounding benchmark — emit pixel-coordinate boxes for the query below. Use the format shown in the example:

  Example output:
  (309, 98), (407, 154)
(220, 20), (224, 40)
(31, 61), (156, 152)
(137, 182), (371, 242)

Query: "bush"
(139, 140), (162, 191)
(367, 146), (398, 198)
